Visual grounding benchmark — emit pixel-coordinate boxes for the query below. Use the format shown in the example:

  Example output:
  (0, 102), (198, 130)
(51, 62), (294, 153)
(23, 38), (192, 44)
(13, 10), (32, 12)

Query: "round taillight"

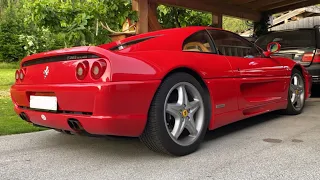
(19, 70), (24, 80)
(15, 70), (20, 81)
(91, 60), (107, 79)
(76, 61), (89, 80)
(92, 66), (100, 76)
(77, 66), (84, 76)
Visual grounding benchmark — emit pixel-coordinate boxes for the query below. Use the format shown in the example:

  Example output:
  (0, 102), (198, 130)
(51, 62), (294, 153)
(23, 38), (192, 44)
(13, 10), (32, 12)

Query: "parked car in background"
(255, 26), (320, 85)
(243, 36), (256, 43)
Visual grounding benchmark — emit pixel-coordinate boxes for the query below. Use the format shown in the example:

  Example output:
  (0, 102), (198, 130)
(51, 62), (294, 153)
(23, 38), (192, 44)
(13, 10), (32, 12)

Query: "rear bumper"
(306, 63), (320, 84)
(10, 81), (160, 136)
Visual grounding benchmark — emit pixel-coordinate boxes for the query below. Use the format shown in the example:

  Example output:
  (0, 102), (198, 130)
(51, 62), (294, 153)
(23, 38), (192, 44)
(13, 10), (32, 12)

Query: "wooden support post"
(132, 0), (149, 34)
(148, 3), (162, 32)
(253, 13), (270, 37)
(212, 13), (222, 29)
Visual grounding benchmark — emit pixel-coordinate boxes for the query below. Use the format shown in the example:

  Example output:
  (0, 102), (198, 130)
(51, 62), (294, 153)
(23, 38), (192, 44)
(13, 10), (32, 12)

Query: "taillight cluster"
(15, 69), (25, 82)
(313, 49), (320, 63)
(302, 49), (320, 63)
(76, 59), (107, 80)
(302, 52), (314, 62)
(76, 61), (89, 80)
(91, 60), (107, 79)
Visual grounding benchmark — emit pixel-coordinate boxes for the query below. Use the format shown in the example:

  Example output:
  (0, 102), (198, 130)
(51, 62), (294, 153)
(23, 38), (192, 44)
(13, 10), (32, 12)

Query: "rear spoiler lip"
(20, 46), (111, 67)
(22, 46), (91, 62)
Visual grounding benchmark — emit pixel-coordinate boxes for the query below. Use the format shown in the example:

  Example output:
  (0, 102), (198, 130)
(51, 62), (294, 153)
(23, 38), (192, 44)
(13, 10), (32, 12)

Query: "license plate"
(30, 96), (57, 111)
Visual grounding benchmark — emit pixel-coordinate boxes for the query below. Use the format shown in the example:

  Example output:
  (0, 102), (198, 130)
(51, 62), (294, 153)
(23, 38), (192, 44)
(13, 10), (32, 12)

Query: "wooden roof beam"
(242, 0), (285, 10)
(271, 8), (306, 25)
(266, 0), (320, 14)
(261, 0), (309, 11)
(226, 0), (256, 5)
(151, 0), (261, 21)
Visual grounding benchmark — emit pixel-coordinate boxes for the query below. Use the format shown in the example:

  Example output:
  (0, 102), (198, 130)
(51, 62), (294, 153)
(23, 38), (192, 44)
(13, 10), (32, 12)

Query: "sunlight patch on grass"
(0, 68), (47, 135)
(0, 69), (15, 88)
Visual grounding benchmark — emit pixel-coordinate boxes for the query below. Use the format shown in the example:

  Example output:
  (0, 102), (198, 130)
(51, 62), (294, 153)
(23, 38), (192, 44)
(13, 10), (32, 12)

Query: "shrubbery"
(0, 0), (250, 63)
(0, 0), (137, 63)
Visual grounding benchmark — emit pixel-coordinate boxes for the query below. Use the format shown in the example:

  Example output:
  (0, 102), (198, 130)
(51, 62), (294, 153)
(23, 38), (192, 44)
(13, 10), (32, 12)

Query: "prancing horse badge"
(43, 66), (49, 79)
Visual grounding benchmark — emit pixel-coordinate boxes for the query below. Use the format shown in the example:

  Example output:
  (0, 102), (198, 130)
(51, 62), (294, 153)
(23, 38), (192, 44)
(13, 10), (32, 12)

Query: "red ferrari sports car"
(10, 27), (312, 156)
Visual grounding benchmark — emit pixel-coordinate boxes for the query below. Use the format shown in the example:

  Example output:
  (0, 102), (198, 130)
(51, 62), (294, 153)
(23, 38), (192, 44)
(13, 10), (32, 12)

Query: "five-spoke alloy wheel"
(140, 72), (210, 156)
(290, 72), (305, 111)
(164, 82), (205, 147)
(283, 68), (306, 115)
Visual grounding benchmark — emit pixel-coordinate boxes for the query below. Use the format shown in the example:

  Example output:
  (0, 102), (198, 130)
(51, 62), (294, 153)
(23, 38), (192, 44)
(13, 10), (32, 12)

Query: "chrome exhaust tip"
(19, 112), (31, 122)
(67, 118), (84, 132)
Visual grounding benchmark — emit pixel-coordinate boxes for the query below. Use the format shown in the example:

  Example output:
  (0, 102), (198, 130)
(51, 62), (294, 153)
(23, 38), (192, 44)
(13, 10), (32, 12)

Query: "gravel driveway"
(1, 97), (320, 180)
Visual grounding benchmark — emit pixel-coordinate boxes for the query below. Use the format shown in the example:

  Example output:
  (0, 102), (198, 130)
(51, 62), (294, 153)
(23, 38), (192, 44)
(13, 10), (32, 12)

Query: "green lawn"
(0, 68), (46, 135)
(0, 62), (19, 69)
(0, 69), (14, 98)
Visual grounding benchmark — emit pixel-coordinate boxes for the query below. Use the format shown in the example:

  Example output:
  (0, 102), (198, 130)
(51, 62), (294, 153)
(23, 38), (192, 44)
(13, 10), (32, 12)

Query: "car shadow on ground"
(203, 111), (282, 142)
(204, 85), (320, 142)
(46, 112), (283, 157)
(45, 85), (320, 157)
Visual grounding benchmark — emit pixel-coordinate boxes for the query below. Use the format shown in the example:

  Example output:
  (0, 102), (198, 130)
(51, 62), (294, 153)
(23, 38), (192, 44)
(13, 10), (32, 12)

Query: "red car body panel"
(10, 27), (312, 137)
(11, 81), (159, 136)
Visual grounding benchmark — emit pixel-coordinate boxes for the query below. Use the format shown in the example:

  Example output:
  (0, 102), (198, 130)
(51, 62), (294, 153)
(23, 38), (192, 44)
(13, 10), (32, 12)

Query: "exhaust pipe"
(67, 118), (84, 132)
(66, 119), (103, 137)
(19, 112), (31, 122)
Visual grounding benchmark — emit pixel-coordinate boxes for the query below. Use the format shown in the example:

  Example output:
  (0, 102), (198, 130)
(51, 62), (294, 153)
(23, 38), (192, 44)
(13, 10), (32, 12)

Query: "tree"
(0, 1), (252, 63)
(157, 5), (251, 34)
(0, 1), (26, 62)
(0, 0), (138, 62)
(157, 5), (212, 28)
(26, 0), (137, 47)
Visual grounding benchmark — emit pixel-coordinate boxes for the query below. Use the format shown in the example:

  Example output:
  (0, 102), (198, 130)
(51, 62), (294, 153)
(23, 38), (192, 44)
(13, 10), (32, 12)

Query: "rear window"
(255, 29), (316, 50)
(109, 36), (156, 51)
(182, 30), (216, 53)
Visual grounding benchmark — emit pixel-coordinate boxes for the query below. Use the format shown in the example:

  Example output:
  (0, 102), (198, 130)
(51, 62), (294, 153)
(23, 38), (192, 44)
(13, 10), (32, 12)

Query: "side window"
(208, 30), (262, 58)
(183, 31), (216, 53)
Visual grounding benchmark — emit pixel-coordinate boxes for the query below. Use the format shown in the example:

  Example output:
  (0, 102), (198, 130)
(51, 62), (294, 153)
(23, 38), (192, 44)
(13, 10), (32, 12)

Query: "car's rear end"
(255, 27), (320, 84)
(10, 46), (159, 137)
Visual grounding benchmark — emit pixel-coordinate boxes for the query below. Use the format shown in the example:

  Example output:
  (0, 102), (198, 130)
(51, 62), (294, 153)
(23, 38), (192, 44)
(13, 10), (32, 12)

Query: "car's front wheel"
(140, 72), (210, 156)
(283, 68), (306, 115)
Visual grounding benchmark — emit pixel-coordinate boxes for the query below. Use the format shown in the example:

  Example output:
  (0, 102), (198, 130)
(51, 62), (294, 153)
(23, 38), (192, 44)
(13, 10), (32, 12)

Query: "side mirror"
(264, 42), (281, 57)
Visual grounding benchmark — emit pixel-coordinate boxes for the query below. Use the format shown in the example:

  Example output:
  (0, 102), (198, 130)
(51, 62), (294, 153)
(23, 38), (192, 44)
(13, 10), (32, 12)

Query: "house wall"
(270, 16), (320, 31)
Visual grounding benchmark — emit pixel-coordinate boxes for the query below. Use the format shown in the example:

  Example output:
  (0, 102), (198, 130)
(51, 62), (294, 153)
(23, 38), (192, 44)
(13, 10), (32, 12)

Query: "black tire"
(282, 68), (305, 115)
(140, 72), (211, 156)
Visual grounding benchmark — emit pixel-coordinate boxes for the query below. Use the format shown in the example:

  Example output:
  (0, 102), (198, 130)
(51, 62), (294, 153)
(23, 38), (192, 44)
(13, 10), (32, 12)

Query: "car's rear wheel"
(283, 68), (305, 115)
(140, 72), (210, 156)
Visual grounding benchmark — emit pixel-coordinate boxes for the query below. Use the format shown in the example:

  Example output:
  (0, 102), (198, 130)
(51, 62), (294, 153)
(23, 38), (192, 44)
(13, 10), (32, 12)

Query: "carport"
(131, 0), (320, 35)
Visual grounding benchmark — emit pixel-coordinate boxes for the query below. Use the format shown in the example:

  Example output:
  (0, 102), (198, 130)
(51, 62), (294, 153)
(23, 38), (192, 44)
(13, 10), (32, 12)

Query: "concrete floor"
(1, 89), (320, 180)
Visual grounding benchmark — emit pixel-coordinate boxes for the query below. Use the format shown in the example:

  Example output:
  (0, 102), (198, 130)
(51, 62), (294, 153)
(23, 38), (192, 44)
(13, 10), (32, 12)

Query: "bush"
(0, 5), (26, 62)
(0, 0), (251, 63)
(0, 0), (137, 63)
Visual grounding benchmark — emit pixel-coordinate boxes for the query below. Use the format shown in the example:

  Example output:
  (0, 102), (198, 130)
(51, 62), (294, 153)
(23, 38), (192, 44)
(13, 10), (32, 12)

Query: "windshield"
(255, 29), (316, 50)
